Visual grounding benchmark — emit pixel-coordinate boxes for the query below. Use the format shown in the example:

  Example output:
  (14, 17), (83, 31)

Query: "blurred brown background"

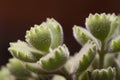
(0, 0), (120, 66)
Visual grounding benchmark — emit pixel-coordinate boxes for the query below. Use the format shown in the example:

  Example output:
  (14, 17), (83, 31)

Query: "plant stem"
(99, 41), (105, 68)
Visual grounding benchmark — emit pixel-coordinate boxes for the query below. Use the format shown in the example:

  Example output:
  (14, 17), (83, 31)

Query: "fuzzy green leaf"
(64, 41), (96, 75)
(24, 62), (49, 74)
(79, 67), (116, 80)
(38, 44), (69, 72)
(73, 25), (93, 45)
(76, 41), (96, 74)
(73, 25), (101, 50)
(25, 24), (51, 52)
(25, 18), (63, 52)
(110, 36), (120, 52)
(91, 54), (99, 69)
(107, 14), (120, 38)
(8, 40), (43, 62)
(91, 67), (116, 80)
(45, 18), (63, 49)
(86, 13), (111, 41)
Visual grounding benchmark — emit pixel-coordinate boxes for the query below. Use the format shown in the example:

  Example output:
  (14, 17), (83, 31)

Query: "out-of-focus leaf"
(7, 58), (31, 79)
(78, 71), (89, 80)
(0, 67), (15, 80)
(52, 75), (66, 80)
(104, 54), (116, 68)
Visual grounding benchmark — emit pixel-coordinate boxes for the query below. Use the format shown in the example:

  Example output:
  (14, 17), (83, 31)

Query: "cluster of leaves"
(1, 13), (120, 80)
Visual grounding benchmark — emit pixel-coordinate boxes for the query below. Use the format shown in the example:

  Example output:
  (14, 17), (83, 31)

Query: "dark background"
(0, 0), (120, 66)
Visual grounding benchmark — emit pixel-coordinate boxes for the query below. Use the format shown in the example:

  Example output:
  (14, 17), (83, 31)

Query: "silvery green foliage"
(0, 67), (15, 80)
(1, 13), (120, 80)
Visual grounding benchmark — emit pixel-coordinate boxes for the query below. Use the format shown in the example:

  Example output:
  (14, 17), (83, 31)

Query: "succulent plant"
(1, 13), (120, 80)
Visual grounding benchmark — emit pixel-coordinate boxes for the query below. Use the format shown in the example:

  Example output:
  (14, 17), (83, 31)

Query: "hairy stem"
(99, 41), (105, 68)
